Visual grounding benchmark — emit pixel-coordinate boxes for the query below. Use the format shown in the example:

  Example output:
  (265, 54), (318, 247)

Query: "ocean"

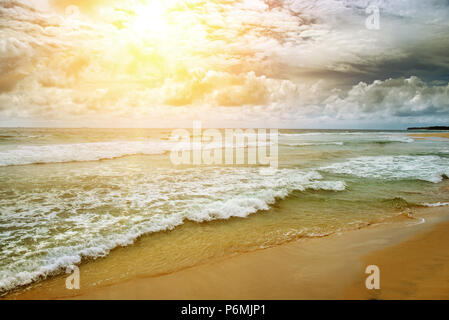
(1, 128), (449, 294)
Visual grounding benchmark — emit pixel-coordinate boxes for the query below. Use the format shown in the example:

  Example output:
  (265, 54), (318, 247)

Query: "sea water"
(1, 128), (448, 293)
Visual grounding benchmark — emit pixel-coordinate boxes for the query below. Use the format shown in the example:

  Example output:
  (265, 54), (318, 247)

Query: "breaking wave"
(0, 167), (345, 293)
(321, 155), (449, 183)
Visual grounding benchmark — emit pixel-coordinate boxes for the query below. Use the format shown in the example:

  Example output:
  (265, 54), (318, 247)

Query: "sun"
(130, 1), (169, 40)
(101, 0), (209, 75)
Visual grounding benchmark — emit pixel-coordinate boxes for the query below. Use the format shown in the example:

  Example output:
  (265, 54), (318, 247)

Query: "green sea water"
(1, 128), (449, 293)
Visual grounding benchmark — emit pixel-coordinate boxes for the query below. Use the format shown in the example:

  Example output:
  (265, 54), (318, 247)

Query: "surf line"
(181, 304), (215, 318)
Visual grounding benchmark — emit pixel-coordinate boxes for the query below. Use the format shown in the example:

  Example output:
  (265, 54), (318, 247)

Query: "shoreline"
(408, 132), (449, 139)
(5, 206), (449, 300)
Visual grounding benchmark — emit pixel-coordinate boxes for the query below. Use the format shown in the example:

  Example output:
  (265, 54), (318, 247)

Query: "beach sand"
(409, 132), (449, 139)
(5, 206), (449, 300)
(344, 216), (449, 299)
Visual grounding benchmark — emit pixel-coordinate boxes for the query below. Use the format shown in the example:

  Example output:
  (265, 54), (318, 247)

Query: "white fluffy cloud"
(0, 0), (448, 128)
(322, 76), (449, 119)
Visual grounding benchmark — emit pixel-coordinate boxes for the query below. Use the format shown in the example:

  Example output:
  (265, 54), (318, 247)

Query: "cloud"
(0, 0), (448, 128)
(322, 76), (449, 120)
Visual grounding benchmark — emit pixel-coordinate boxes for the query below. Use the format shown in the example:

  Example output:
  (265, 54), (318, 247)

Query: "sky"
(0, 0), (448, 129)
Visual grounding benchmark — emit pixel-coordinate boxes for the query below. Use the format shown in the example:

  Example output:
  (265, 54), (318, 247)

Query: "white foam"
(279, 133), (413, 146)
(0, 167), (345, 293)
(321, 155), (449, 183)
(280, 132), (400, 136)
(0, 138), (273, 167)
(383, 136), (414, 143)
(0, 141), (168, 166)
(422, 202), (449, 207)
(283, 142), (344, 147)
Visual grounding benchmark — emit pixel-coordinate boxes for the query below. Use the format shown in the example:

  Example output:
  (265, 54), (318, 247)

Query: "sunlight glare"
(131, 1), (168, 40)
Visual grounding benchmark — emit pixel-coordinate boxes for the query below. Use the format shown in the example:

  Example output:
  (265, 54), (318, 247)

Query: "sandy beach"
(409, 132), (449, 139)
(4, 206), (449, 300)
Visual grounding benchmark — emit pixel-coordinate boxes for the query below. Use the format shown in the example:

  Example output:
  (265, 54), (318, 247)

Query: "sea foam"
(0, 138), (272, 167)
(321, 155), (449, 183)
(0, 167), (345, 293)
(422, 202), (449, 207)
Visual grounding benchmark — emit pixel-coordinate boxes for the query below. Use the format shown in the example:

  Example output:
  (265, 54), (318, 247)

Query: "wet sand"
(409, 132), (449, 139)
(344, 216), (449, 299)
(5, 206), (449, 300)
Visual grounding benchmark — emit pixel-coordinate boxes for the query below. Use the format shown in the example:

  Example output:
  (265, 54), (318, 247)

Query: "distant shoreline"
(407, 126), (449, 131)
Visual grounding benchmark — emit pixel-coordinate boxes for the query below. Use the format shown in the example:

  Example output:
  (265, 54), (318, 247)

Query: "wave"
(0, 139), (273, 167)
(422, 202), (449, 207)
(0, 141), (169, 167)
(381, 197), (416, 209)
(320, 155), (449, 183)
(281, 142), (344, 147)
(279, 133), (414, 147)
(369, 136), (414, 144)
(0, 168), (345, 293)
(280, 132), (382, 136)
(280, 132), (407, 137)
